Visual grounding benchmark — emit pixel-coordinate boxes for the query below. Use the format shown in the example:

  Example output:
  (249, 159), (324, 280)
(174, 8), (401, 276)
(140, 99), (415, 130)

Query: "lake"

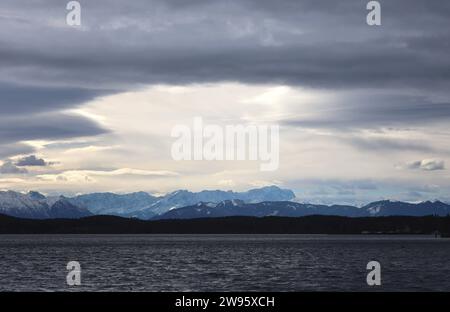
(0, 234), (449, 291)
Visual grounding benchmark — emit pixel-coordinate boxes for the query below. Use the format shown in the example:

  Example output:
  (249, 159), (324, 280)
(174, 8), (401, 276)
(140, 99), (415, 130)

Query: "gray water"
(0, 234), (449, 292)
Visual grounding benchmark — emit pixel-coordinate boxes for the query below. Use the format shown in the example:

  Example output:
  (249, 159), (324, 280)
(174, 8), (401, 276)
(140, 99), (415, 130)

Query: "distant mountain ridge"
(0, 186), (449, 220)
(68, 192), (159, 218)
(155, 199), (450, 220)
(0, 186), (295, 219)
(143, 185), (296, 217)
(0, 191), (91, 219)
(362, 200), (450, 216)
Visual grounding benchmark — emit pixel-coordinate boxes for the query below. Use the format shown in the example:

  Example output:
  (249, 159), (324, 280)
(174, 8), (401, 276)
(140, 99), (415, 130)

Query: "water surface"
(0, 234), (449, 291)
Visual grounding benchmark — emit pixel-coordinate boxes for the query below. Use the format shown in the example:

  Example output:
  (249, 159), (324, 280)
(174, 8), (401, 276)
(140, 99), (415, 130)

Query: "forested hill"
(0, 213), (449, 235)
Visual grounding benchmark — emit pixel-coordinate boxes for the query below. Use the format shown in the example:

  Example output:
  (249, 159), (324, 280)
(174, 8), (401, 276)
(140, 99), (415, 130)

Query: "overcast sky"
(0, 0), (449, 205)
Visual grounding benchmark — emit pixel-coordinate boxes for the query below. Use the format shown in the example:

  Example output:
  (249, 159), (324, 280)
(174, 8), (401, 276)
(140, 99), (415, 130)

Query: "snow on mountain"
(155, 199), (450, 220)
(0, 191), (49, 219)
(146, 186), (296, 216)
(0, 191), (91, 219)
(362, 200), (450, 217)
(48, 198), (93, 219)
(69, 192), (158, 217)
(2, 187), (449, 220)
(154, 200), (364, 220)
(0, 186), (295, 220)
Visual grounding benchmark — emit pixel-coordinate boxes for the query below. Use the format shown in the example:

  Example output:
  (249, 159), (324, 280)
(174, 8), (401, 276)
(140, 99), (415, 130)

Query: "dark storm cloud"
(1, 0), (450, 154)
(0, 144), (35, 159)
(0, 83), (109, 115)
(283, 94), (450, 130)
(15, 155), (47, 167)
(0, 113), (108, 144)
(2, 30), (449, 90)
(1, 0), (449, 90)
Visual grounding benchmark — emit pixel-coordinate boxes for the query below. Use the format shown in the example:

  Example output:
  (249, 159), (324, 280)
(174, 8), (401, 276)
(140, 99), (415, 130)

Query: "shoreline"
(1, 214), (449, 235)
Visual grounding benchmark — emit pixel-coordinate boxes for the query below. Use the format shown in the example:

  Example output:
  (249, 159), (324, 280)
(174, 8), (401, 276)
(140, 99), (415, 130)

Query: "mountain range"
(0, 191), (91, 219)
(0, 186), (449, 220)
(0, 186), (295, 219)
(68, 185), (295, 219)
(155, 199), (450, 219)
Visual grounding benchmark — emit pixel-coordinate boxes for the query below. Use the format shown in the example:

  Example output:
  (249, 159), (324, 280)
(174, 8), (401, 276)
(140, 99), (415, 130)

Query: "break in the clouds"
(0, 0), (449, 203)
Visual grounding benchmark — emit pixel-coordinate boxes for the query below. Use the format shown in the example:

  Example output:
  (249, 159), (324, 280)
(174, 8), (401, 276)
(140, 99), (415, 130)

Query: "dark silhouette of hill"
(0, 213), (449, 235)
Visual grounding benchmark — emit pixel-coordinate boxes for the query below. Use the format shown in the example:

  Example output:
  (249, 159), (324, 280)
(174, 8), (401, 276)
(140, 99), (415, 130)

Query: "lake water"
(0, 234), (449, 292)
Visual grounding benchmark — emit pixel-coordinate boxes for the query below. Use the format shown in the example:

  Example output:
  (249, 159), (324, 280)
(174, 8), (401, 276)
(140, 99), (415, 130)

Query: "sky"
(0, 0), (449, 205)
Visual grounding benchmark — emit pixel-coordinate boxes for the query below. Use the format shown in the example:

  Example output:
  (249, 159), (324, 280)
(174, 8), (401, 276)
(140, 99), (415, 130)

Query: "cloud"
(80, 168), (180, 177)
(0, 143), (35, 159)
(1, 0), (450, 92)
(345, 136), (437, 153)
(0, 85), (109, 156)
(0, 113), (108, 145)
(282, 94), (450, 130)
(0, 1), (449, 201)
(0, 0), (449, 151)
(36, 168), (179, 182)
(15, 155), (48, 167)
(0, 83), (108, 116)
(0, 161), (28, 174)
(405, 159), (445, 171)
